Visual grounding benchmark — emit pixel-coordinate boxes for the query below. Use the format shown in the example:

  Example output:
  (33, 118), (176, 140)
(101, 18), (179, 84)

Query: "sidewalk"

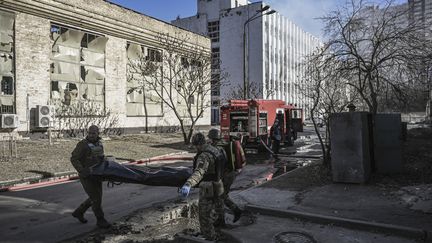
(221, 163), (432, 242)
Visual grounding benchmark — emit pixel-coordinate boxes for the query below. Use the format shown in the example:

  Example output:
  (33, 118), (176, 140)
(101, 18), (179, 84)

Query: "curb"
(0, 152), (193, 192)
(246, 205), (430, 241)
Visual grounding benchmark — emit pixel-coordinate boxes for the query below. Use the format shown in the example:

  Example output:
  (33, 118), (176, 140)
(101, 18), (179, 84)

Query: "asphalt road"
(0, 159), (276, 243)
(0, 128), (319, 243)
(0, 179), (179, 243)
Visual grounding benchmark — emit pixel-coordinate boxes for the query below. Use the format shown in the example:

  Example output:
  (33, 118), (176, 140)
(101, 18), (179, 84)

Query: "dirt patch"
(0, 133), (191, 182)
(370, 127), (432, 190)
(64, 199), (200, 243)
(260, 162), (332, 191)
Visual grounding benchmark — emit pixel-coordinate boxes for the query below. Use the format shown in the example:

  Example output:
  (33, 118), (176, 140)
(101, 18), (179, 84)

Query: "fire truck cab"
(220, 99), (303, 149)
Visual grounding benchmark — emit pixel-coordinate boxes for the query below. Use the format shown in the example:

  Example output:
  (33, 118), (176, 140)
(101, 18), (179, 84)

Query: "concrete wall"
(330, 112), (372, 183)
(173, 15), (208, 36)
(15, 13), (51, 132)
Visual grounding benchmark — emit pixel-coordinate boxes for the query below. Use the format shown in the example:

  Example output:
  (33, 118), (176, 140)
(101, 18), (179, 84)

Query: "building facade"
(408, 0), (432, 120)
(172, 0), (321, 124)
(0, 0), (211, 133)
(409, 0), (432, 26)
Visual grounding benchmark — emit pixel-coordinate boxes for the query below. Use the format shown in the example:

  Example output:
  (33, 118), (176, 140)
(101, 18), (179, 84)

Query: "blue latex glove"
(179, 184), (191, 197)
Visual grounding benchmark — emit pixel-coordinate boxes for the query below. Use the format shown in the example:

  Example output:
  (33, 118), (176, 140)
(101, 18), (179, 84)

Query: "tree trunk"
(143, 90), (149, 133)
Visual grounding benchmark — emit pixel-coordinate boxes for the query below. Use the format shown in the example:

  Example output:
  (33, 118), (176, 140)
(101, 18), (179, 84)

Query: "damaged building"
(0, 0), (211, 133)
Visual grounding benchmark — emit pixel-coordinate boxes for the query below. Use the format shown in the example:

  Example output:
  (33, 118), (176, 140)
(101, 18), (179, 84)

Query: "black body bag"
(90, 160), (191, 187)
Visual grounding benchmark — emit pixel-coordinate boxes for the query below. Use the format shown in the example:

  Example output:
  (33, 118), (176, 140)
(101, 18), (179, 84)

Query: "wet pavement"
(214, 127), (432, 243)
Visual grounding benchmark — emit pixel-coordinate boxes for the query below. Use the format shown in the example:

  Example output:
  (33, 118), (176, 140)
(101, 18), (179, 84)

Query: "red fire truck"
(220, 99), (303, 149)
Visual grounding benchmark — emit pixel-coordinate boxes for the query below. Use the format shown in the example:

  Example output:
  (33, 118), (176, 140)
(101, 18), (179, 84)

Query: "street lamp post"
(243, 6), (276, 99)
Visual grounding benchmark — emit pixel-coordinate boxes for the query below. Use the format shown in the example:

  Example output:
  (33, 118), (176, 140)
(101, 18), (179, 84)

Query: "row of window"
(1, 14), (207, 118)
(208, 21), (220, 43)
(50, 24), (107, 108)
(0, 10), (15, 114)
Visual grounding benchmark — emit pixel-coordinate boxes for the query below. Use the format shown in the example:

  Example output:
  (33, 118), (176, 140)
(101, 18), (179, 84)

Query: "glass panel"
(50, 61), (80, 82)
(81, 49), (105, 67)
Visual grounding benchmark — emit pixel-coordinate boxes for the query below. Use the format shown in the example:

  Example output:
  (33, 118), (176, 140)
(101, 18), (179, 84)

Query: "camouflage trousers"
(74, 176), (104, 219)
(214, 171), (241, 225)
(198, 196), (224, 241)
(222, 171), (240, 211)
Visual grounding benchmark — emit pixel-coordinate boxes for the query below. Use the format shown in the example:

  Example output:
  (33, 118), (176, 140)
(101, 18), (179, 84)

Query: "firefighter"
(70, 125), (111, 229)
(270, 119), (282, 158)
(207, 128), (243, 224)
(179, 132), (225, 241)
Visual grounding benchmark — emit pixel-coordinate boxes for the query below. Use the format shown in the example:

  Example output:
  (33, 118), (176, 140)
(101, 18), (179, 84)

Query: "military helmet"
(191, 132), (206, 146)
(207, 128), (221, 140)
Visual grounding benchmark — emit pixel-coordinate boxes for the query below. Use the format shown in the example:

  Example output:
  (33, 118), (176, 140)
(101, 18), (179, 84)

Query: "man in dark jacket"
(270, 119), (282, 158)
(70, 125), (111, 229)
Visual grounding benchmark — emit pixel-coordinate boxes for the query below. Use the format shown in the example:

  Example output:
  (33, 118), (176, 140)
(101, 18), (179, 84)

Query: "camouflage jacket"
(70, 137), (104, 173)
(186, 144), (221, 187)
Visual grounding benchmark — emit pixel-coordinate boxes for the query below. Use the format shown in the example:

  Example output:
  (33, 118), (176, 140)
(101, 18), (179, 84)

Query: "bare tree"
(320, 0), (432, 114)
(225, 82), (275, 101)
(54, 100), (121, 137)
(301, 52), (356, 166)
(128, 32), (219, 144)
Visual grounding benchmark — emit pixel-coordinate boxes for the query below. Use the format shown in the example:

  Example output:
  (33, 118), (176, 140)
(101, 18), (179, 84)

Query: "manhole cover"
(274, 231), (316, 243)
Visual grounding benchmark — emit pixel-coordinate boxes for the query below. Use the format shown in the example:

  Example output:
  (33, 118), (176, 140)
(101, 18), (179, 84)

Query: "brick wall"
(15, 13), (51, 131)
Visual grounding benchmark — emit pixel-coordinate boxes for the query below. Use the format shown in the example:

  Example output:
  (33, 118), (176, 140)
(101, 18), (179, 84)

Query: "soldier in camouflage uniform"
(179, 132), (225, 241)
(70, 125), (111, 229)
(208, 128), (243, 225)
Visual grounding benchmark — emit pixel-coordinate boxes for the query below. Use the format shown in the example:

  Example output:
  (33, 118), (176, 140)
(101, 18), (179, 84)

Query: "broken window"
(1, 76), (13, 95)
(126, 43), (163, 116)
(0, 10), (15, 114)
(147, 48), (162, 62)
(50, 24), (107, 109)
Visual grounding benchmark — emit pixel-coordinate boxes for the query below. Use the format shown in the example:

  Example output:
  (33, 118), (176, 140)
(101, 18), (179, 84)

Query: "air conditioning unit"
(0, 114), (19, 129)
(36, 105), (55, 128)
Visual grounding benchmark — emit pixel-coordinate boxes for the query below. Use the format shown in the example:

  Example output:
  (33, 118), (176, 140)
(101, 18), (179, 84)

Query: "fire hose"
(260, 138), (275, 155)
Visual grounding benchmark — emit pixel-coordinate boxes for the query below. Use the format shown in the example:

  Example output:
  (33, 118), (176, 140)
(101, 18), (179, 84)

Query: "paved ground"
(225, 171), (431, 242)
(227, 215), (419, 243)
(216, 126), (432, 243)
(2, 125), (431, 243)
(0, 160), (275, 243)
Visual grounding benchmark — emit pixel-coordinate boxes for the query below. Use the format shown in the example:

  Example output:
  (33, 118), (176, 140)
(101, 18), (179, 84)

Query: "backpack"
(195, 145), (227, 181)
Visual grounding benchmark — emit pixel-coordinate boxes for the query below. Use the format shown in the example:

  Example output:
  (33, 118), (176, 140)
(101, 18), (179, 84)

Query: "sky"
(108, 0), (408, 39)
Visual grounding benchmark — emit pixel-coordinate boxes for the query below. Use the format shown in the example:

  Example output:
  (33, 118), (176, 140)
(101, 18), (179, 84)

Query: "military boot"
(72, 211), (88, 224)
(233, 208), (243, 223)
(96, 217), (111, 229)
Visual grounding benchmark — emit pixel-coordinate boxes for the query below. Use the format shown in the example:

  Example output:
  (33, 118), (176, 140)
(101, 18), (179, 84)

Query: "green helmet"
(207, 128), (221, 140)
(191, 132), (206, 145)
